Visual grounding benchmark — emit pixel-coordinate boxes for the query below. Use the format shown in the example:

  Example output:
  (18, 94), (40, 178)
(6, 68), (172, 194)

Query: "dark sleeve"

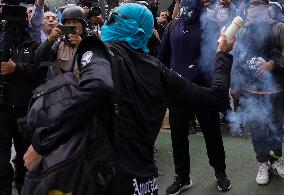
(230, 41), (243, 89)
(164, 51), (233, 111)
(9, 46), (45, 81)
(34, 40), (58, 65)
(32, 48), (114, 155)
(12, 62), (42, 81)
(157, 25), (172, 67)
(271, 22), (284, 73)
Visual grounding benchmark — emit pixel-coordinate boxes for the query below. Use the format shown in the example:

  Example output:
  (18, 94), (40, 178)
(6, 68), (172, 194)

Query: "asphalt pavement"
(11, 128), (284, 195)
(156, 130), (284, 195)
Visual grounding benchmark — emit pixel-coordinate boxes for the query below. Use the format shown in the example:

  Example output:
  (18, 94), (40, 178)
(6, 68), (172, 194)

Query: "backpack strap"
(105, 44), (120, 116)
(106, 43), (143, 117)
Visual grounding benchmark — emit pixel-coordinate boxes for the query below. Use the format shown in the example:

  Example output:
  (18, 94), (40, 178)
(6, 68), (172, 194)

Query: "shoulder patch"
(81, 51), (94, 67)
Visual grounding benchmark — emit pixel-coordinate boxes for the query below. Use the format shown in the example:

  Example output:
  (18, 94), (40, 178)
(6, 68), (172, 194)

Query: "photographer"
(0, 3), (45, 194)
(35, 5), (87, 76)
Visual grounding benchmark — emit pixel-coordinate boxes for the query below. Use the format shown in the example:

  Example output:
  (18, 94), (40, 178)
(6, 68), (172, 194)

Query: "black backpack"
(22, 36), (116, 195)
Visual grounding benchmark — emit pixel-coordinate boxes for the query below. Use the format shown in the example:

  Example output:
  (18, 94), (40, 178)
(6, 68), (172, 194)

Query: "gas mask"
(180, 0), (202, 24)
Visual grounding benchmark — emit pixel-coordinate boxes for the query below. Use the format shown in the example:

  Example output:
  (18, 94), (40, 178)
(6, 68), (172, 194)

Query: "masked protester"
(158, 0), (232, 193)
(23, 3), (236, 195)
(231, 0), (284, 185)
(35, 5), (87, 77)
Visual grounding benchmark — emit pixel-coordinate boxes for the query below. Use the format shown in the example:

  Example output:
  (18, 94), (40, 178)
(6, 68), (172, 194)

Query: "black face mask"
(180, 0), (202, 24)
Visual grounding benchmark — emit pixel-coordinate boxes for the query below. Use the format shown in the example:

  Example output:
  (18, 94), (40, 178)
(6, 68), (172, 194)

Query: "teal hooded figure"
(101, 3), (154, 54)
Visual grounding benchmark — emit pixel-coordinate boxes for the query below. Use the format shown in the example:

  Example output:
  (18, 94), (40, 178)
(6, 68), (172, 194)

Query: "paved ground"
(12, 128), (284, 195)
(156, 130), (284, 195)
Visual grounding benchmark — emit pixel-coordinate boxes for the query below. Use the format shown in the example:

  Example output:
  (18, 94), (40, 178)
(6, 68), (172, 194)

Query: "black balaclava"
(180, 0), (202, 24)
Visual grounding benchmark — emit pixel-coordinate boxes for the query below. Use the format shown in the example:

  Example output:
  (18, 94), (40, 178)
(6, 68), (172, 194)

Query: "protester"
(157, 9), (169, 40)
(23, 3), (235, 195)
(231, 0), (284, 185)
(158, 0), (231, 193)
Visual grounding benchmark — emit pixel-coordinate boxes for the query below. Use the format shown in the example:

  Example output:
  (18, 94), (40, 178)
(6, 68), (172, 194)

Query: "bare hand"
(36, 0), (44, 6)
(48, 27), (61, 44)
(23, 145), (42, 171)
(68, 34), (82, 46)
(217, 33), (236, 53)
(256, 61), (273, 78)
(1, 59), (16, 75)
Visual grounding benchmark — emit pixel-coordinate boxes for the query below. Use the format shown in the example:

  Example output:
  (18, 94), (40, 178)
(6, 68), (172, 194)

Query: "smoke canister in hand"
(224, 16), (244, 40)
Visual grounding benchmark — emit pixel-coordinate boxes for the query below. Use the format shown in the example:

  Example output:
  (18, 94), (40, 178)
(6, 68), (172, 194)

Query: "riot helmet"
(62, 5), (88, 27)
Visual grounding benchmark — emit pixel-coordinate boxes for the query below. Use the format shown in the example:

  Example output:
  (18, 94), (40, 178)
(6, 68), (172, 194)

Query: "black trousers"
(169, 106), (226, 178)
(0, 106), (29, 195)
(110, 165), (158, 195)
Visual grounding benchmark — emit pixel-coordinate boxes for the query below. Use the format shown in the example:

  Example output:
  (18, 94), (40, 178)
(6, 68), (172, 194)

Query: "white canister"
(224, 16), (245, 41)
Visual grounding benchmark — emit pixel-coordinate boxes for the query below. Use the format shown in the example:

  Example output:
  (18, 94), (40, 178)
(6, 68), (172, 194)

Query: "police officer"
(0, 5), (44, 194)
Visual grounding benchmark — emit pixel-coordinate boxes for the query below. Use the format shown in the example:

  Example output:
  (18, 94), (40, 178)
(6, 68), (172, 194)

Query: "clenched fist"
(1, 59), (16, 75)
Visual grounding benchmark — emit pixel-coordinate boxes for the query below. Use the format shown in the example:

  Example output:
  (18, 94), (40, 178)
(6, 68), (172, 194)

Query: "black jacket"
(4, 40), (44, 109)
